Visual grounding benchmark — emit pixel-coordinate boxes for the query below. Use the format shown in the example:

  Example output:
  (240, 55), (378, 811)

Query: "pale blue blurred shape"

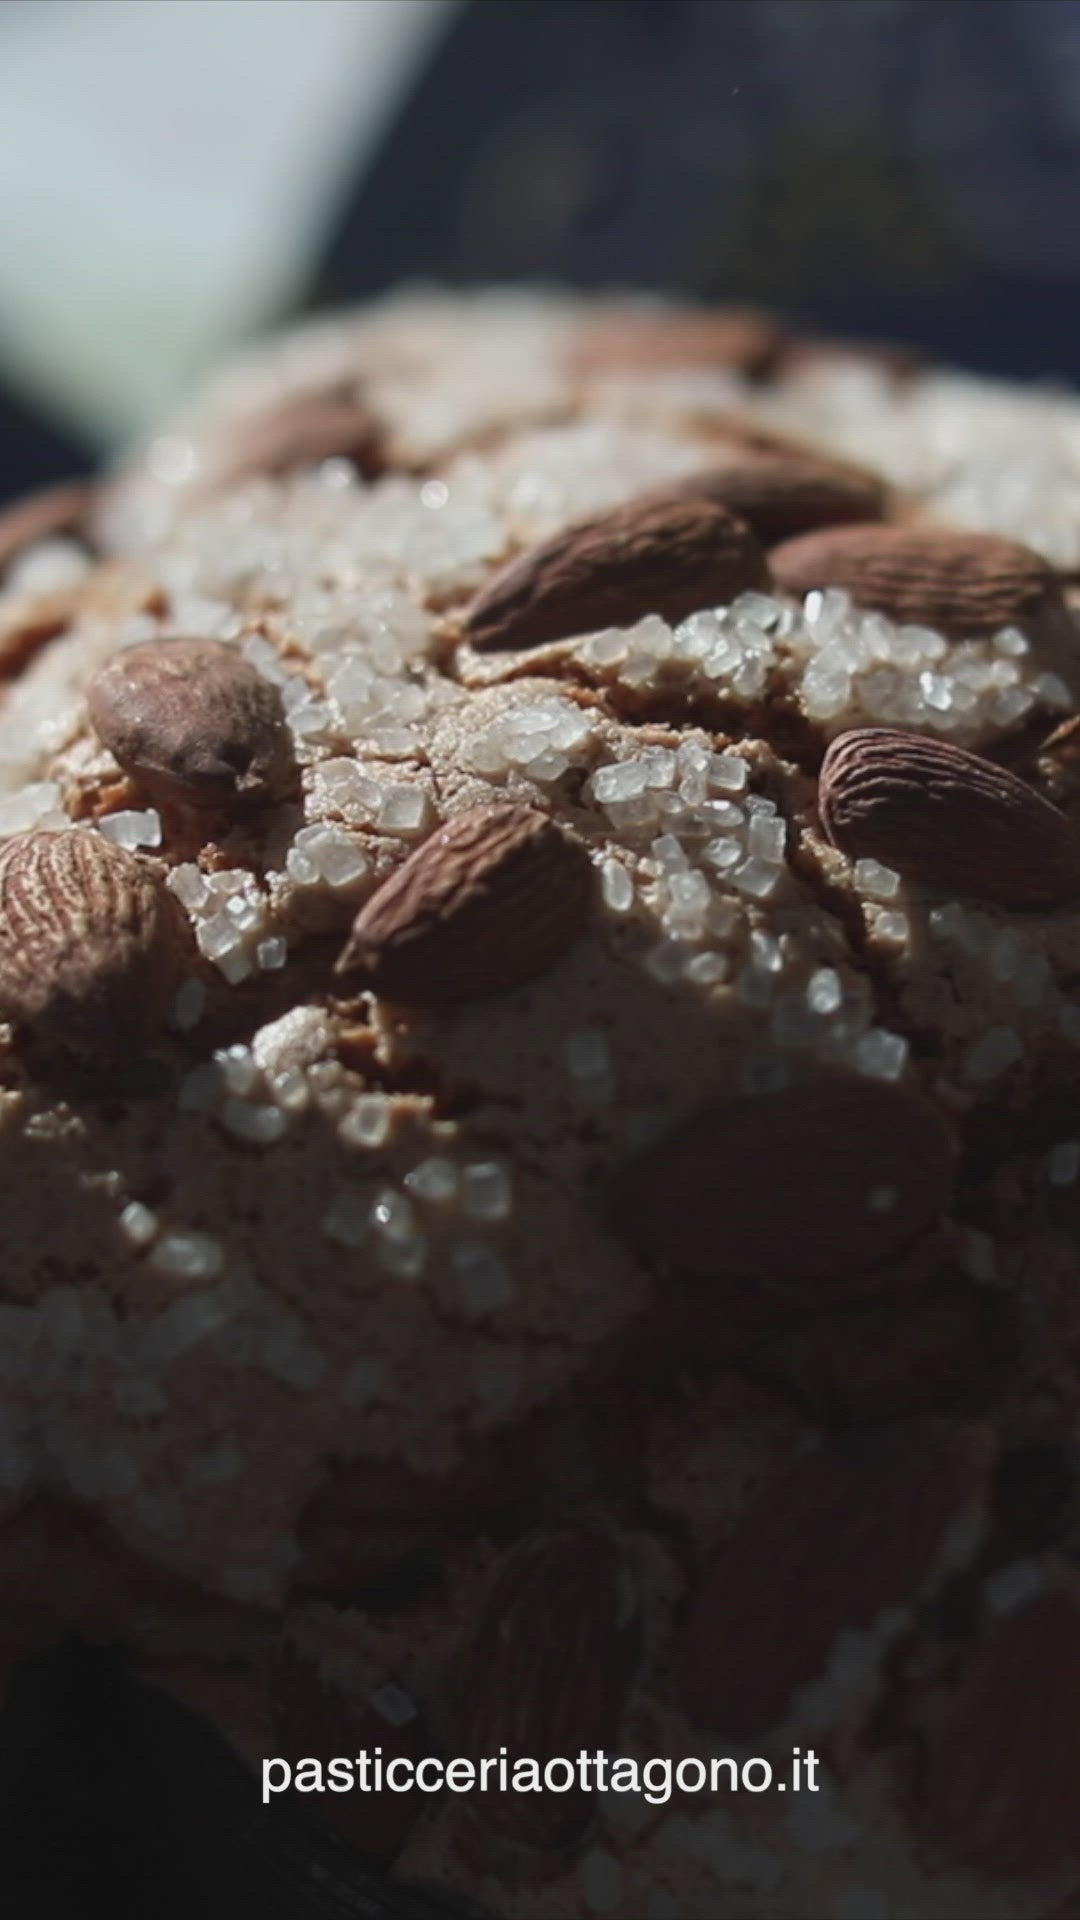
(0, 0), (453, 446)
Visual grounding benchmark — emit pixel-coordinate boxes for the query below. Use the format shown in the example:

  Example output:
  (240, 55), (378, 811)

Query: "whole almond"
(680, 1423), (991, 1737)
(0, 479), (94, 578)
(0, 829), (192, 1061)
(448, 1525), (641, 1848)
(770, 523), (1061, 637)
(270, 1634), (426, 1860)
(672, 449), (885, 546)
(213, 385), (384, 489)
(612, 1074), (955, 1313)
(462, 486), (768, 654)
(336, 803), (593, 1002)
(820, 727), (1080, 909)
(568, 305), (784, 380)
(87, 638), (296, 815)
(913, 1584), (1080, 1878)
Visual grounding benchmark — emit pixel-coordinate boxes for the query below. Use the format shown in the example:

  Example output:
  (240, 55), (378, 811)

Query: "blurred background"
(4, 0), (1080, 504)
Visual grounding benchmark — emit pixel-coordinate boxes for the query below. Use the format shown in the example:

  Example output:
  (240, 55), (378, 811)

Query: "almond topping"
(0, 829), (192, 1061)
(821, 727), (1080, 909)
(771, 523), (1062, 638)
(336, 803), (592, 1002)
(87, 638), (295, 816)
(462, 484), (768, 654)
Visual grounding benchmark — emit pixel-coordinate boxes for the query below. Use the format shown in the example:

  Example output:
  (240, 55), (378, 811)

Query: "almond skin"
(447, 1525), (641, 1848)
(670, 450), (885, 546)
(612, 1074), (955, 1315)
(87, 637), (296, 815)
(212, 385), (384, 489)
(336, 803), (593, 1002)
(461, 485), (768, 653)
(820, 727), (1080, 909)
(680, 1422), (991, 1737)
(568, 305), (784, 380)
(913, 1583), (1080, 1879)
(770, 523), (1062, 637)
(0, 829), (192, 1061)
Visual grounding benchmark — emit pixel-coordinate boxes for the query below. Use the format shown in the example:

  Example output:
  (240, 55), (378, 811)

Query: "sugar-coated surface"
(1, 290), (1080, 1919)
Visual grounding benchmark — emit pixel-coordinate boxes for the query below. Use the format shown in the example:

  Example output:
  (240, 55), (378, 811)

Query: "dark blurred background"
(5, 0), (1080, 505)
